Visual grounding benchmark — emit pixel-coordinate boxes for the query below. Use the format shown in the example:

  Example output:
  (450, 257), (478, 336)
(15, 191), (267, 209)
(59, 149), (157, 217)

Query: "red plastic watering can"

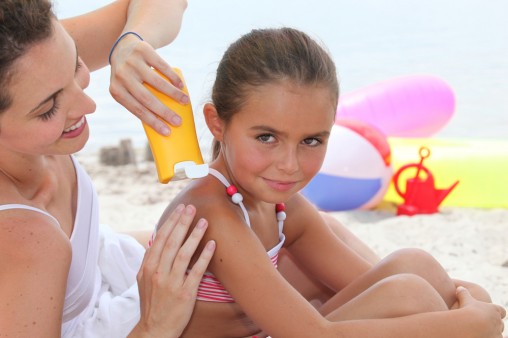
(393, 147), (459, 216)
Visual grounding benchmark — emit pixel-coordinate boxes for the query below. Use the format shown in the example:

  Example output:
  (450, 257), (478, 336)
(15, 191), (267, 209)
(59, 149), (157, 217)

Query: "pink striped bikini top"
(194, 168), (286, 303)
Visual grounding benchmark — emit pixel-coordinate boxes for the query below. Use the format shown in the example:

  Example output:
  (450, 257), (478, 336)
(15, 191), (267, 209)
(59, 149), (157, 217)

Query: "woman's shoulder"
(0, 205), (72, 265)
(0, 205), (72, 336)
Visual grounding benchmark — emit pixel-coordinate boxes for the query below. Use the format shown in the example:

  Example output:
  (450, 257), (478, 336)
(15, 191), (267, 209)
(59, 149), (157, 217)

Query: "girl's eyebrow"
(250, 125), (331, 138)
(28, 45), (79, 116)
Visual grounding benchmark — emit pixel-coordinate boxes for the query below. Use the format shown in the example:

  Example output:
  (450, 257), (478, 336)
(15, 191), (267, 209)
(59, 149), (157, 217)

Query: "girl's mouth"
(265, 178), (297, 192)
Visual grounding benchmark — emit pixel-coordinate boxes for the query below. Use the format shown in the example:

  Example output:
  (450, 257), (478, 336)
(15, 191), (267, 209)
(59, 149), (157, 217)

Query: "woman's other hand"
(129, 204), (215, 338)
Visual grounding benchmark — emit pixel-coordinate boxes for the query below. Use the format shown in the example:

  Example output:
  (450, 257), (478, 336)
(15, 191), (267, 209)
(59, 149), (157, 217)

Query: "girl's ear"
(203, 103), (225, 141)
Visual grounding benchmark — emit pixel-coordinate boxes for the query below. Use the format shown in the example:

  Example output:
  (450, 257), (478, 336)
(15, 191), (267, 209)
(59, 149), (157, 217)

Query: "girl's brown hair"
(210, 27), (339, 159)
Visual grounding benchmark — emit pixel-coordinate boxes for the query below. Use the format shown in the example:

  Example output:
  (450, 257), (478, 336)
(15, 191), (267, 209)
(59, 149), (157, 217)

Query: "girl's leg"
(320, 212), (380, 264)
(319, 248), (457, 316)
(278, 212), (380, 306)
(324, 273), (448, 321)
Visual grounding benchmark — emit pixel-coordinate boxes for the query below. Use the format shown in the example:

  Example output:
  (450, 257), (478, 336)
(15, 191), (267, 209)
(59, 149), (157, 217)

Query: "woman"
(0, 0), (215, 337)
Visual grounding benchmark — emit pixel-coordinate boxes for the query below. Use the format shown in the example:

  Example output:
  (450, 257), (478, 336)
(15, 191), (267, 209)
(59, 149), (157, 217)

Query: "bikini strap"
(208, 168), (252, 227)
(207, 168), (286, 234)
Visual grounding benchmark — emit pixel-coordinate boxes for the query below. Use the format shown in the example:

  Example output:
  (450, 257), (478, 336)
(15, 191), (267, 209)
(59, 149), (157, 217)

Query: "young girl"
(156, 27), (505, 337)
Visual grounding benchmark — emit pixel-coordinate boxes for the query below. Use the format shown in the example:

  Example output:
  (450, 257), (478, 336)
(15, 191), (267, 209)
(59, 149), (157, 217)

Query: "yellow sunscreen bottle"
(143, 68), (208, 183)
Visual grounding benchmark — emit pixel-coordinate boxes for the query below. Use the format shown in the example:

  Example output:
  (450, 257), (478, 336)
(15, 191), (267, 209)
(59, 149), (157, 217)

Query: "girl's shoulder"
(157, 173), (247, 232)
(282, 193), (327, 239)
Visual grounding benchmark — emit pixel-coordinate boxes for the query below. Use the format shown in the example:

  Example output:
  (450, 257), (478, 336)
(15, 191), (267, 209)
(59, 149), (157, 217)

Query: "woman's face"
(219, 81), (336, 204)
(0, 19), (96, 156)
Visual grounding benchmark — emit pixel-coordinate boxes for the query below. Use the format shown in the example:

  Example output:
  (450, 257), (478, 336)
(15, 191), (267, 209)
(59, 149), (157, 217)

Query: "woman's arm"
(0, 212), (71, 337)
(61, 0), (186, 71)
(61, 0), (189, 135)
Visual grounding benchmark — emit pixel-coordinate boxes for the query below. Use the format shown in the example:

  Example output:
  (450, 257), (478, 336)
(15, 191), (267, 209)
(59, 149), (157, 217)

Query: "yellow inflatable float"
(384, 137), (508, 209)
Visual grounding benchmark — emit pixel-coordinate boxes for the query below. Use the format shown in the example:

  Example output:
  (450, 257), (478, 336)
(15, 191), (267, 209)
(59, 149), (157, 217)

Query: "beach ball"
(301, 119), (393, 211)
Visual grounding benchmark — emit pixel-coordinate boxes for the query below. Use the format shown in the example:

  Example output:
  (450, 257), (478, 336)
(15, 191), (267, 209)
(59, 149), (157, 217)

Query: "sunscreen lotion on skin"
(143, 68), (208, 183)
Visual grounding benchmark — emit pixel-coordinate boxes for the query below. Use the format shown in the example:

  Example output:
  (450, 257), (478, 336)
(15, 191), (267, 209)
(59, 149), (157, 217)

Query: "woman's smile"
(62, 116), (87, 138)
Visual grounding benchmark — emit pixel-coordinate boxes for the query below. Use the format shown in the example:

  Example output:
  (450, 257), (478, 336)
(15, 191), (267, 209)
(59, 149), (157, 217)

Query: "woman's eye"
(38, 102), (59, 121)
(257, 134), (275, 143)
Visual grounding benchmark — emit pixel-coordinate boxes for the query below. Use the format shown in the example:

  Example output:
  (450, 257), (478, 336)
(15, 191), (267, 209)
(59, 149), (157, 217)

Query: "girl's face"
(0, 19), (96, 156)
(218, 81), (336, 204)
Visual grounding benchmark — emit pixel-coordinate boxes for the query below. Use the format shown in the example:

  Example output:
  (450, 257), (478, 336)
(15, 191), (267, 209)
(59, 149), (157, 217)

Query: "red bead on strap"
(276, 203), (286, 221)
(226, 185), (238, 196)
(226, 185), (243, 204)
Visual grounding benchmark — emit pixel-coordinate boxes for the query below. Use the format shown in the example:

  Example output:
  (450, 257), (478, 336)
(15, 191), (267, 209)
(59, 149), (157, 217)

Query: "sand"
(75, 149), (508, 325)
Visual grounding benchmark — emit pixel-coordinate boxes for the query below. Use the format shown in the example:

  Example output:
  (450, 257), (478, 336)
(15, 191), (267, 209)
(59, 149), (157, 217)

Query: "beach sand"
(75, 149), (508, 326)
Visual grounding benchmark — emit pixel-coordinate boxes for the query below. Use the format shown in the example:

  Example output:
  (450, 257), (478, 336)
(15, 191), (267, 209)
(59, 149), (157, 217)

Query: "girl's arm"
(204, 198), (505, 337)
(330, 291), (505, 338)
(0, 212), (71, 337)
(283, 193), (372, 292)
(61, 0), (189, 135)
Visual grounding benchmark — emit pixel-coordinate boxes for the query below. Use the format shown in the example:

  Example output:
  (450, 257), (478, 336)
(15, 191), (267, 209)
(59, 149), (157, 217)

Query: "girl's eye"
(257, 134), (276, 143)
(302, 137), (321, 147)
(38, 101), (59, 121)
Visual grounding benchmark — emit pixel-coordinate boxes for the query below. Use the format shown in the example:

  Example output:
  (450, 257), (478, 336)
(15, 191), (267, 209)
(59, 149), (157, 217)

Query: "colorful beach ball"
(302, 119), (393, 211)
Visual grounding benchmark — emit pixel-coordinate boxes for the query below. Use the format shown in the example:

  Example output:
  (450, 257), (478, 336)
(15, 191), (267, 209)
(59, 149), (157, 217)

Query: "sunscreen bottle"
(143, 68), (208, 183)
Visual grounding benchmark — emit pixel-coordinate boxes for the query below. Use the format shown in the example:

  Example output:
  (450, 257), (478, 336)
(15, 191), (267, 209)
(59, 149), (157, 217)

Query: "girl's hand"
(108, 34), (189, 136)
(456, 286), (506, 338)
(129, 204), (215, 338)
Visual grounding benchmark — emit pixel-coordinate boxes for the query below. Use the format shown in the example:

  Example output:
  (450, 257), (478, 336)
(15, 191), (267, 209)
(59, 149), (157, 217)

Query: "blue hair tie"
(108, 31), (144, 64)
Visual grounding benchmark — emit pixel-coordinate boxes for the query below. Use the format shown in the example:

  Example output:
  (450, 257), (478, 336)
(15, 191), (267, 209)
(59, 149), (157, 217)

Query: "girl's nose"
(277, 146), (299, 174)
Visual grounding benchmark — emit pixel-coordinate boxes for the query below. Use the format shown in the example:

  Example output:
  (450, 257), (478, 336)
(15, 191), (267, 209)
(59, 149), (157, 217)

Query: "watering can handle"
(393, 164), (433, 198)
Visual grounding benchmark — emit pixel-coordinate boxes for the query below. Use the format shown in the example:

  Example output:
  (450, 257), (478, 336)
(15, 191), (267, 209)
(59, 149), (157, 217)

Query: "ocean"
(55, 0), (508, 154)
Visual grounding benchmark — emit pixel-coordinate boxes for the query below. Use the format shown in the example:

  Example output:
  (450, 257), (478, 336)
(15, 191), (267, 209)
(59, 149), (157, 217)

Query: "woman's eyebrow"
(28, 44), (79, 116)
(74, 44), (79, 73)
(29, 89), (63, 115)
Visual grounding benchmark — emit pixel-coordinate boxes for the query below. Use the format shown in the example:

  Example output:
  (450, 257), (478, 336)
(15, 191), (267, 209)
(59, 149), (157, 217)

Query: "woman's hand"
(109, 35), (190, 136)
(456, 286), (506, 338)
(129, 204), (215, 338)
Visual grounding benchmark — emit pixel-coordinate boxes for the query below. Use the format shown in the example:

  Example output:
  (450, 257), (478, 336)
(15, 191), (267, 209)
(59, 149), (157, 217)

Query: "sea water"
(54, 0), (508, 155)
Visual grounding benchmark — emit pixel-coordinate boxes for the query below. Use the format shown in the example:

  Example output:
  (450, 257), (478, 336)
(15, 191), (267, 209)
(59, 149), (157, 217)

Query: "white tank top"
(0, 156), (99, 332)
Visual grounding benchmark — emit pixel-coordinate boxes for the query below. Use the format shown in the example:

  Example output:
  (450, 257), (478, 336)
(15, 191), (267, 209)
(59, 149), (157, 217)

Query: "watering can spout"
(393, 146), (460, 216)
(436, 181), (459, 206)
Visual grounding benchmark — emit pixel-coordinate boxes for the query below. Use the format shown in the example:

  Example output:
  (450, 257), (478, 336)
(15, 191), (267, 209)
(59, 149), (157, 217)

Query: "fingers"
(456, 286), (473, 307)
(184, 239), (216, 292)
(109, 40), (189, 135)
(157, 205), (202, 276)
(167, 217), (215, 286)
(149, 204), (192, 261)
(498, 304), (506, 319)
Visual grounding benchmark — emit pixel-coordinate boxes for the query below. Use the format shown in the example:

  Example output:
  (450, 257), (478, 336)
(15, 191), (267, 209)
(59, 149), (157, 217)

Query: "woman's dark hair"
(0, 0), (54, 113)
(210, 27), (339, 159)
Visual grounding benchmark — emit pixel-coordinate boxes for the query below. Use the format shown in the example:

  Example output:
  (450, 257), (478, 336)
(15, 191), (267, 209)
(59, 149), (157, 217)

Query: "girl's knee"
(376, 273), (448, 315)
(387, 247), (436, 265)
